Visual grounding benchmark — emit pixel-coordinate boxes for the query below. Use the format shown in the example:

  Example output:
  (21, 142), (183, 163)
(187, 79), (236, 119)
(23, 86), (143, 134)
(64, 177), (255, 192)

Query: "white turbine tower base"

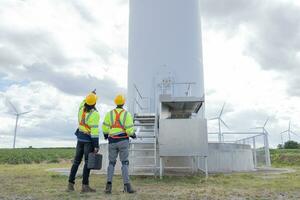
(7, 99), (31, 149)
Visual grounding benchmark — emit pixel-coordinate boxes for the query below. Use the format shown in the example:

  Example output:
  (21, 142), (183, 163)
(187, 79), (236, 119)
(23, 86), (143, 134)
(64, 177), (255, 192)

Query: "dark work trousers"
(68, 141), (93, 185)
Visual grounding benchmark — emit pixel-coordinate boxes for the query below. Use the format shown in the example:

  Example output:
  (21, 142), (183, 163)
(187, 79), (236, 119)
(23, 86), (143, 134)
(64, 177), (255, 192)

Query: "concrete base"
(206, 143), (254, 173)
(98, 142), (254, 175)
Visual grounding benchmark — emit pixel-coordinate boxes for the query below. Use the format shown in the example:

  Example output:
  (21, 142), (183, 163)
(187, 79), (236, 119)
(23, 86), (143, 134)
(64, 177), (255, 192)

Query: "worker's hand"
(92, 89), (97, 94)
(104, 134), (108, 140)
(94, 148), (99, 153)
(130, 133), (137, 139)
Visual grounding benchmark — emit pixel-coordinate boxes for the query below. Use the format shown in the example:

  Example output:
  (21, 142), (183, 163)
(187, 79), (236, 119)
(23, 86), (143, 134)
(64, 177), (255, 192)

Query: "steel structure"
(208, 117), (272, 168)
(98, 0), (261, 177)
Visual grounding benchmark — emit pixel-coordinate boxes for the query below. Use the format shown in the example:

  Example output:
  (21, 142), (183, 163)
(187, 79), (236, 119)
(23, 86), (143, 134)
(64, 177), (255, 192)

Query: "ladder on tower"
(130, 113), (158, 176)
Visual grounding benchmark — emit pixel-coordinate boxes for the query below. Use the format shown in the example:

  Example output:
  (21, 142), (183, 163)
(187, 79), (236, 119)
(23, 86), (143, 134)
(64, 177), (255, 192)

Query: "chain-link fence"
(236, 134), (271, 167)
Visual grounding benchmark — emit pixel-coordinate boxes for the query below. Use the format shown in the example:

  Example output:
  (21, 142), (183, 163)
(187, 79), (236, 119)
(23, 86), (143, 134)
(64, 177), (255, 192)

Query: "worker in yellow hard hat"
(67, 89), (100, 193)
(102, 94), (136, 194)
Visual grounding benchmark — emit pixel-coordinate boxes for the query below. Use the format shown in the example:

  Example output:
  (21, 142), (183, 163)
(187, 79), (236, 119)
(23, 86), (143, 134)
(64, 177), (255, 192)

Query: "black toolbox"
(87, 153), (102, 170)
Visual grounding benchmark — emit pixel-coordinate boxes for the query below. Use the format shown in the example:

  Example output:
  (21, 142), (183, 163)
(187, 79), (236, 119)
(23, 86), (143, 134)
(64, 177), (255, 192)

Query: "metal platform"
(159, 95), (204, 118)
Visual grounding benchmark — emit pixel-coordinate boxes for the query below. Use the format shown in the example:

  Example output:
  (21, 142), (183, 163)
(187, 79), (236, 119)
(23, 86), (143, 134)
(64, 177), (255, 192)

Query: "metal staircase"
(130, 113), (158, 175)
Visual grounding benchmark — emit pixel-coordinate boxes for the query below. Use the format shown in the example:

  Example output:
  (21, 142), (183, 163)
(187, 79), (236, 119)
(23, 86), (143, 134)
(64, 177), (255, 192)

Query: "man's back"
(102, 107), (135, 143)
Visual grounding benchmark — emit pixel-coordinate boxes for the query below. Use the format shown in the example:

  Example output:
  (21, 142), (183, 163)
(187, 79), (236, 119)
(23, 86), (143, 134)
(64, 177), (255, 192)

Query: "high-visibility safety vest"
(78, 100), (100, 139)
(102, 108), (135, 138)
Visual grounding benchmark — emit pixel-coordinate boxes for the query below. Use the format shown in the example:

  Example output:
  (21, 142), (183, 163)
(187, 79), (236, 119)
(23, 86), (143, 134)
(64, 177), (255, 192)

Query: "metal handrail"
(172, 82), (196, 85)
(172, 82), (196, 97)
(133, 84), (150, 113)
(235, 134), (263, 143)
(209, 132), (264, 135)
(134, 84), (144, 100)
(233, 133), (270, 167)
(208, 129), (270, 167)
(154, 110), (159, 176)
(134, 98), (144, 111)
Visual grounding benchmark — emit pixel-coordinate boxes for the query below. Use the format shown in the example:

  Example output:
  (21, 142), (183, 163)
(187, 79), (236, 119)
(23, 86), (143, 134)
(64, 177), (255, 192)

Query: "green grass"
(0, 148), (300, 199)
(0, 164), (300, 200)
(0, 148), (74, 164)
(1, 148), (300, 167)
(270, 149), (300, 167)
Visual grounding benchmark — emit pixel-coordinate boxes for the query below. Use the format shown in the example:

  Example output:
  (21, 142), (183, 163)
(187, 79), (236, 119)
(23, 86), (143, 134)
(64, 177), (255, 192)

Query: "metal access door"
(158, 118), (208, 178)
(159, 118), (208, 157)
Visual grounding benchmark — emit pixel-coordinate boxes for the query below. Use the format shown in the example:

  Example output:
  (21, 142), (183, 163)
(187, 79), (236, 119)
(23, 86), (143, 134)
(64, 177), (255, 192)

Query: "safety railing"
(235, 133), (271, 167)
(172, 82), (196, 97)
(133, 84), (151, 114)
(208, 131), (271, 168)
(158, 80), (196, 97)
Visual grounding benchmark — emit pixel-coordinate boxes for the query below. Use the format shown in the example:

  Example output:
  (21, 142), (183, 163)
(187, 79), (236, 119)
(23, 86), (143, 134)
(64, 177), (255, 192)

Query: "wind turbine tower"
(7, 100), (31, 149)
(209, 103), (229, 142)
(253, 118), (271, 166)
(99, 0), (258, 176)
(280, 121), (299, 143)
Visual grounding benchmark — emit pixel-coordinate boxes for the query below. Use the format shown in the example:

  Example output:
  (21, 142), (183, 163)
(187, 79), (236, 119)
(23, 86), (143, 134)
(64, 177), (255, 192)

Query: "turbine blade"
(19, 111), (32, 115)
(7, 99), (18, 114)
(291, 132), (300, 138)
(208, 117), (218, 120)
(219, 102), (226, 117)
(291, 131), (299, 135)
(251, 127), (262, 129)
(264, 129), (270, 135)
(220, 119), (229, 129)
(263, 117), (270, 128)
(280, 130), (288, 134)
(208, 132), (219, 135)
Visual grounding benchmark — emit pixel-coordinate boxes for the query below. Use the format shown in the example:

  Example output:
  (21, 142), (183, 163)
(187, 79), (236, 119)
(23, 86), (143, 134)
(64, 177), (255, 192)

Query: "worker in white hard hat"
(102, 94), (136, 194)
(67, 90), (100, 193)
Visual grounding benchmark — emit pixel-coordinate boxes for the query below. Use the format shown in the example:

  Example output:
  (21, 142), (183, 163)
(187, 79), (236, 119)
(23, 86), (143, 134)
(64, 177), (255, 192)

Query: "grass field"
(0, 148), (300, 200)
(270, 149), (300, 167)
(0, 148), (74, 164)
(1, 148), (300, 166)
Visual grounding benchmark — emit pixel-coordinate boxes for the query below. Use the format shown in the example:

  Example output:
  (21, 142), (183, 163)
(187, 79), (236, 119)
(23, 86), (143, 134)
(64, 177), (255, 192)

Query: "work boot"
(123, 183), (136, 193)
(81, 184), (96, 193)
(105, 182), (112, 194)
(66, 182), (75, 192)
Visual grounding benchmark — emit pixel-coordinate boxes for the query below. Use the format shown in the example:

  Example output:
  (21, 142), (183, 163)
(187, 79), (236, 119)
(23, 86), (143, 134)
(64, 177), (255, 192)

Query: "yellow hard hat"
(85, 93), (98, 106)
(114, 94), (126, 105)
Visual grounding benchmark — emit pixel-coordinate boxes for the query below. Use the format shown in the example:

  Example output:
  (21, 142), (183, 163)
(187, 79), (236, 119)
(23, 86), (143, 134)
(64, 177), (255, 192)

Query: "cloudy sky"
(0, 0), (300, 148)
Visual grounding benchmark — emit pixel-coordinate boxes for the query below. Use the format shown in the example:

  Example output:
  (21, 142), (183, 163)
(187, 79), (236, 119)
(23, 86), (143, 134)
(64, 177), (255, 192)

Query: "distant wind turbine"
(209, 103), (230, 142)
(7, 99), (31, 149)
(280, 121), (299, 143)
(252, 118), (269, 134)
(252, 117), (271, 166)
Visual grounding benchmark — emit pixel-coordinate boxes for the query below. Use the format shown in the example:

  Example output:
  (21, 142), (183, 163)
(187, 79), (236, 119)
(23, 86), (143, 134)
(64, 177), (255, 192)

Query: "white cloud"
(201, 0), (300, 146)
(0, 0), (299, 148)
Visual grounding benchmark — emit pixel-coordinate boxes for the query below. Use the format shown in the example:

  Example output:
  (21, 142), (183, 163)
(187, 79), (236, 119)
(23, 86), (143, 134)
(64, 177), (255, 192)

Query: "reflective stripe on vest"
(110, 109), (128, 139)
(79, 110), (92, 135)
